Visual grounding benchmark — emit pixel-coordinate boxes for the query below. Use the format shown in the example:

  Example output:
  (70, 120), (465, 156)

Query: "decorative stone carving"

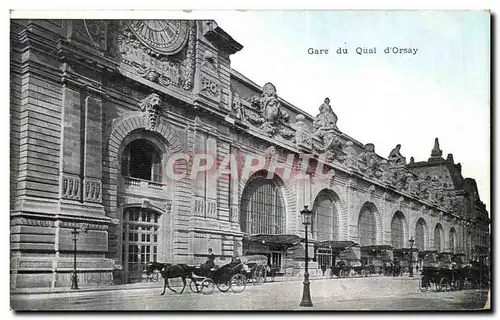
(201, 51), (218, 73)
(294, 114), (311, 148)
(264, 146), (277, 166)
(244, 83), (291, 137)
(73, 20), (108, 50)
(409, 156), (415, 164)
(11, 217), (54, 227)
(429, 138), (443, 162)
(406, 175), (418, 195)
(182, 21), (196, 90)
(206, 199), (217, 218)
(230, 205), (239, 223)
(314, 131), (346, 163)
(344, 141), (359, 169)
(164, 199), (173, 214)
(231, 92), (243, 120)
(139, 93), (164, 131)
(388, 144), (406, 167)
(83, 178), (102, 203)
(201, 75), (221, 98)
(193, 197), (205, 216)
(358, 143), (380, 178)
(368, 184), (376, 198)
(61, 174), (81, 200)
(313, 97), (338, 137)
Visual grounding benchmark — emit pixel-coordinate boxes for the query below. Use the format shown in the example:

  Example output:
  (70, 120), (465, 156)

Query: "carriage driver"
(201, 248), (216, 272)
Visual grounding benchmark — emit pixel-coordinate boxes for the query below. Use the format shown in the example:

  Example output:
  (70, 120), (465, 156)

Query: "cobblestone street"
(11, 277), (490, 311)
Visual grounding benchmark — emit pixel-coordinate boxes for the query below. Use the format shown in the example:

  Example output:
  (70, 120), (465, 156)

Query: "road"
(11, 277), (490, 311)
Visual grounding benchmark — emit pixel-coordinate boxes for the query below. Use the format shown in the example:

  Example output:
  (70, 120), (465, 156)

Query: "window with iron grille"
(312, 191), (337, 241)
(415, 219), (426, 251)
(121, 139), (162, 182)
(358, 206), (376, 246)
(391, 212), (405, 249)
(240, 176), (286, 235)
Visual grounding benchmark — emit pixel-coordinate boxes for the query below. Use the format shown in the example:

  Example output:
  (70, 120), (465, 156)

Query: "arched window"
(434, 224), (443, 252)
(312, 191), (337, 241)
(391, 212), (405, 249)
(449, 228), (456, 253)
(358, 204), (377, 246)
(415, 218), (426, 251)
(240, 175), (286, 235)
(122, 139), (162, 182)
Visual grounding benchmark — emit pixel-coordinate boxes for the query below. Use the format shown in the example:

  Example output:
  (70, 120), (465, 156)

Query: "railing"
(123, 176), (166, 190)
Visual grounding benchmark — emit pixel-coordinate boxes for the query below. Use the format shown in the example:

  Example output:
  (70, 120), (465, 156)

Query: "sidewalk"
(10, 273), (420, 296)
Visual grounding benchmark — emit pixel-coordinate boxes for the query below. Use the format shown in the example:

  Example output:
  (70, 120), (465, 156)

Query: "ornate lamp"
(408, 237), (415, 277)
(299, 205), (313, 307)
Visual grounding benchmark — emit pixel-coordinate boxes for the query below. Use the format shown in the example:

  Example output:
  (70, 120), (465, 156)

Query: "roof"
(315, 240), (359, 250)
(243, 234), (303, 246)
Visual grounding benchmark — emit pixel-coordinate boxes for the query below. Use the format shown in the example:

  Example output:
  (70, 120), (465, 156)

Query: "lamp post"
(71, 225), (88, 290)
(408, 237), (414, 277)
(300, 205), (313, 307)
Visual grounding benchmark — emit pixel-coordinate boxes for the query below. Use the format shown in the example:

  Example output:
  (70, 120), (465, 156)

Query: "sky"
(207, 10), (491, 214)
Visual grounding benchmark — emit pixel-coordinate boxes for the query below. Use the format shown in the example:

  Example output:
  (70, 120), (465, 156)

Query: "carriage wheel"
(419, 278), (429, 292)
(230, 274), (247, 293)
(438, 277), (448, 292)
(216, 280), (231, 292)
(200, 278), (215, 295)
(189, 279), (200, 293)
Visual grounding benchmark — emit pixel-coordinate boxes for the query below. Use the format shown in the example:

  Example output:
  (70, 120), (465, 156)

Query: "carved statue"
(245, 82), (290, 137)
(431, 138), (443, 157)
(358, 143), (380, 177)
(232, 92), (242, 120)
(406, 176), (418, 194)
(344, 141), (358, 169)
(139, 93), (163, 131)
(313, 97), (338, 137)
(388, 144), (406, 166)
(294, 114), (311, 147)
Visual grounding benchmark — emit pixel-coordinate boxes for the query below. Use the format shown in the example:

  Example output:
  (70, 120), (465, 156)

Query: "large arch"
(415, 218), (428, 251)
(357, 202), (381, 246)
(311, 188), (341, 241)
(434, 223), (444, 252)
(239, 170), (287, 235)
(390, 211), (408, 249)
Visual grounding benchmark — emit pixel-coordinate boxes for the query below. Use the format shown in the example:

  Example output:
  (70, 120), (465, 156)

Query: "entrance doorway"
(122, 207), (160, 282)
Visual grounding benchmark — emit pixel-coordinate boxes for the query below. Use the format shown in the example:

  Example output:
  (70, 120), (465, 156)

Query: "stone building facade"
(10, 19), (490, 288)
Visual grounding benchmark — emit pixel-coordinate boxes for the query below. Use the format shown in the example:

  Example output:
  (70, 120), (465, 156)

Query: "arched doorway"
(240, 173), (286, 235)
(415, 218), (427, 251)
(240, 172), (286, 269)
(122, 207), (161, 282)
(358, 203), (377, 246)
(311, 189), (340, 269)
(434, 223), (443, 252)
(391, 212), (406, 249)
(449, 228), (457, 253)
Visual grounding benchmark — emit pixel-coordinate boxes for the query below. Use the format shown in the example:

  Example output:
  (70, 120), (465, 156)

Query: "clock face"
(127, 20), (189, 55)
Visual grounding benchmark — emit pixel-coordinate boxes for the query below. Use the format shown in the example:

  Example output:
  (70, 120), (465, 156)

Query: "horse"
(146, 261), (196, 295)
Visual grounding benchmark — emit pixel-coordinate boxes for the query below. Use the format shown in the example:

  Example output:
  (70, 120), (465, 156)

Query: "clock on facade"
(127, 20), (189, 55)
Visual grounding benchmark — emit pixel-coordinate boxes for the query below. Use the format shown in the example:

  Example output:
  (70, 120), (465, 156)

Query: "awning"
(337, 249), (360, 261)
(239, 255), (268, 265)
(315, 240), (359, 250)
(361, 245), (393, 253)
(243, 234), (303, 246)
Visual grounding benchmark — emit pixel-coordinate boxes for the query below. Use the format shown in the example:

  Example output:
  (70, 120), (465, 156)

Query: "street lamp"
(71, 225), (88, 290)
(300, 205), (313, 307)
(408, 237), (414, 277)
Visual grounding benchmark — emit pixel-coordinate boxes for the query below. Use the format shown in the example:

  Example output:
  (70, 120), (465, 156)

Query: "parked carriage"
(419, 251), (464, 292)
(239, 255), (269, 284)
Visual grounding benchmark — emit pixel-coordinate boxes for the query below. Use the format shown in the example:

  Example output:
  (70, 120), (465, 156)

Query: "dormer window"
(122, 139), (162, 183)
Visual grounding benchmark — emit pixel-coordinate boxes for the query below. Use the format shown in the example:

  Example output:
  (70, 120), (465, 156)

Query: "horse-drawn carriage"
(419, 251), (467, 292)
(146, 258), (248, 295)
